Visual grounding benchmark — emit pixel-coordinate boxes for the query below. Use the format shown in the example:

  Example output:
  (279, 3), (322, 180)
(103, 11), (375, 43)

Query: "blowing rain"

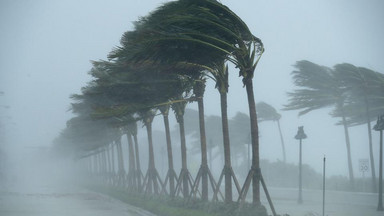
(1, 0), (384, 216)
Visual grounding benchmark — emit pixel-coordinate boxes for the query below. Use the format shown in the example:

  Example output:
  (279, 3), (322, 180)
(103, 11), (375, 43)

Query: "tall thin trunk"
(145, 118), (158, 194)
(133, 132), (142, 191)
(162, 112), (175, 197)
(101, 150), (107, 179)
(98, 153), (103, 175)
(88, 156), (92, 174)
(146, 123), (155, 169)
(127, 132), (136, 189)
(276, 120), (286, 163)
(341, 114), (355, 189)
(127, 133), (136, 172)
(95, 153), (99, 174)
(106, 146), (111, 174)
(196, 81), (209, 201)
(95, 153), (99, 175)
(209, 139), (213, 170)
(178, 115), (189, 197)
(365, 96), (377, 192)
(220, 91), (232, 202)
(111, 143), (115, 173)
(245, 79), (261, 205)
(111, 142), (115, 185)
(378, 130), (383, 211)
(106, 146), (111, 183)
(116, 137), (125, 186)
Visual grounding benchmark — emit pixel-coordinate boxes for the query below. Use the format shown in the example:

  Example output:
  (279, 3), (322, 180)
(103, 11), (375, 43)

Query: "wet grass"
(87, 185), (269, 216)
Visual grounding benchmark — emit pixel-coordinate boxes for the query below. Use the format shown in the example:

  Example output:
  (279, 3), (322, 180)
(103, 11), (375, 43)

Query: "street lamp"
(373, 115), (384, 211)
(295, 126), (307, 204)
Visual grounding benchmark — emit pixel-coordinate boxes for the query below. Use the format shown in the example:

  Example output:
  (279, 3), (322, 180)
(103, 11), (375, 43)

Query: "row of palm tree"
(284, 60), (384, 191)
(186, 103), (286, 169)
(54, 0), (271, 208)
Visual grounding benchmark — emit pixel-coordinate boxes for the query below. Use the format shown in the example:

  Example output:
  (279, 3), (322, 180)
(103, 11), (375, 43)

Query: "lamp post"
(373, 115), (384, 211)
(295, 126), (307, 204)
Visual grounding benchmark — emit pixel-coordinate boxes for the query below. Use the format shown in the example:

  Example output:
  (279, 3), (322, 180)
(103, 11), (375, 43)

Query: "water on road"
(0, 185), (154, 216)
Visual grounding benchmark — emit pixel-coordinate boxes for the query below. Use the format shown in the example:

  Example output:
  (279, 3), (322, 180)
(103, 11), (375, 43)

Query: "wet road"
(0, 185), (155, 216)
(261, 187), (384, 216)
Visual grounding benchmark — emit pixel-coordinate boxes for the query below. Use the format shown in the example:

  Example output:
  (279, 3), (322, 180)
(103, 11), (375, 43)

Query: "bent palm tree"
(257, 101), (286, 162)
(109, 0), (265, 206)
(158, 104), (177, 197)
(172, 93), (194, 198)
(209, 61), (240, 202)
(333, 63), (384, 191)
(284, 60), (355, 188)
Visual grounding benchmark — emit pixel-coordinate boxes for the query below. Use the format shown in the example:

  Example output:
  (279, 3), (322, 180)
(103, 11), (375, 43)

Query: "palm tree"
(257, 101), (286, 163)
(172, 92), (194, 198)
(108, 0), (265, 205)
(229, 112), (251, 169)
(190, 78), (210, 201)
(158, 104), (177, 197)
(284, 60), (355, 188)
(209, 61), (240, 202)
(138, 109), (165, 194)
(189, 114), (223, 170)
(334, 63), (384, 191)
(90, 59), (194, 194)
(124, 123), (137, 191)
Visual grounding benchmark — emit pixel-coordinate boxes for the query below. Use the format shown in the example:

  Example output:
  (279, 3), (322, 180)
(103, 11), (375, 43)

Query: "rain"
(1, 0), (384, 216)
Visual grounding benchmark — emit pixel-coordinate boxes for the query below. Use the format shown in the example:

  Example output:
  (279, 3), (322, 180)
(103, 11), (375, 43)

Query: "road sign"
(359, 159), (369, 173)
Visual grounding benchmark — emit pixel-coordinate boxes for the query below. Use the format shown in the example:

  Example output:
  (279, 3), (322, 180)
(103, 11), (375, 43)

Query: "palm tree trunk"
(126, 132), (137, 189)
(220, 91), (232, 202)
(111, 142), (116, 184)
(196, 82), (209, 201)
(365, 96), (377, 192)
(245, 79), (261, 205)
(162, 112), (175, 197)
(133, 132), (142, 191)
(178, 115), (189, 197)
(276, 120), (286, 163)
(145, 119), (158, 194)
(116, 137), (125, 186)
(341, 114), (355, 189)
(377, 130), (383, 211)
(101, 150), (107, 182)
(106, 146), (112, 184)
(209, 139), (213, 170)
(94, 154), (97, 175)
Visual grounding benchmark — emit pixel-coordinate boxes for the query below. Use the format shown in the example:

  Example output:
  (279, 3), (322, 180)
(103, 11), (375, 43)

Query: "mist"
(1, 0), (384, 216)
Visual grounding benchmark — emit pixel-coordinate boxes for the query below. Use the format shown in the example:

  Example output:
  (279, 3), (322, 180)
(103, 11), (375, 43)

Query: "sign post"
(359, 159), (369, 192)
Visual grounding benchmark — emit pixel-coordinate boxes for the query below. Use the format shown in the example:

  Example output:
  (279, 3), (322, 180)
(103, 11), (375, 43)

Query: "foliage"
(284, 60), (342, 115)
(55, 0), (266, 208)
(257, 102), (281, 122)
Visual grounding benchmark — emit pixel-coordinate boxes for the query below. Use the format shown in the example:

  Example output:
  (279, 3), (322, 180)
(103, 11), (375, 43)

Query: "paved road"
(0, 185), (155, 216)
(260, 187), (383, 216)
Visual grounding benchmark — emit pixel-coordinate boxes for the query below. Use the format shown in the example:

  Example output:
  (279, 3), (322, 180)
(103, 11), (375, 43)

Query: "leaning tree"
(257, 101), (286, 163)
(284, 60), (355, 188)
(109, 0), (266, 205)
(333, 63), (384, 191)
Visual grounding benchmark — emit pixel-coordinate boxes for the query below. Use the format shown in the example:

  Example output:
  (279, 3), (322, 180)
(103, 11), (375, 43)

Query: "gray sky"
(1, 0), (384, 176)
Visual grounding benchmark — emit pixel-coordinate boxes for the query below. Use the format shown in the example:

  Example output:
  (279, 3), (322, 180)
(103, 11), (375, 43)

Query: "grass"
(86, 185), (269, 216)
